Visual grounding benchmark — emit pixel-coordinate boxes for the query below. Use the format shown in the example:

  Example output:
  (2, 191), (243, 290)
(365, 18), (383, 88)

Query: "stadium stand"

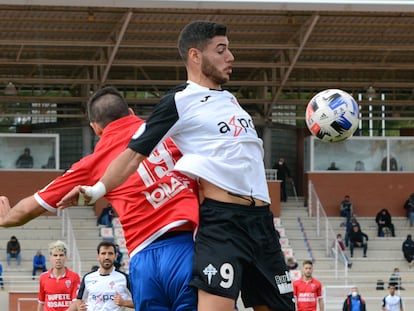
(0, 198), (411, 310)
(280, 198), (414, 311)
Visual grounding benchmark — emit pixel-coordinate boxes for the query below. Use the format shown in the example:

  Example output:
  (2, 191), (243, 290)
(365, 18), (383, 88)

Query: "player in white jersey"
(382, 284), (404, 311)
(70, 241), (133, 311)
(58, 21), (294, 311)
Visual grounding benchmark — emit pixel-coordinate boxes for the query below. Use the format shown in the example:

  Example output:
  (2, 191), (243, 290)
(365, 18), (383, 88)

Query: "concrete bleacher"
(65, 207), (130, 275)
(0, 215), (65, 292)
(0, 206), (125, 287)
(1, 197), (412, 310)
(0, 206), (131, 309)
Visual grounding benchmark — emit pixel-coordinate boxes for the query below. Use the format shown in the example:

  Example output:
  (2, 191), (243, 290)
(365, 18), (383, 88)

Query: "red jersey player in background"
(293, 260), (325, 311)
(0, 87), (199, 311)
(38, 240), (80, 311)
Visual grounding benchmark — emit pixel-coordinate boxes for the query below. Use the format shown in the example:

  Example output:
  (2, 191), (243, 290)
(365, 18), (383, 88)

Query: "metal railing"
(308, 180), (349, 280)
(61, 209), (82, 275)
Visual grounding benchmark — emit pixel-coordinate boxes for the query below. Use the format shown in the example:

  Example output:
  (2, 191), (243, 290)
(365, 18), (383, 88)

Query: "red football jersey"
(38, 268), (80, 311)
(35, 115), (199, 255)
(293, 277), (323, 311)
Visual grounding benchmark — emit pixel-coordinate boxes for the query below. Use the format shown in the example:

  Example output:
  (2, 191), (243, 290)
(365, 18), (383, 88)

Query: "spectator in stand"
(97, 203), (115, 227)
(272, 157), (291, 202)
(0, 263), (4, 290)
(388, 267), (405, 290)
(15, 147), (34, 168)
(403, 193), (414, 227)
(381, 156), (399, 172)
(354, 160), (365, 171)
(402, 234), (414, 268)
(114, 244), (124, 270)
(375, 208), (395, 237)
(327, 162), (339, 170)
(331, 233), (352, 268)
(6, 235), (21, 268)
(342, 287), (366, 311)
(42, 155), (56, 169)
(339, 195), (353, 227)
(345, 216), (361, 248)
(286, 257), (298, 270)
(349, 226), (368, 258)
(32, 249), (47, 280)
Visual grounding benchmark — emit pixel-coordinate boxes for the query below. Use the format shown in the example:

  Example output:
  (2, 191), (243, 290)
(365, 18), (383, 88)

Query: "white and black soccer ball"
(305, 89), (359, 143)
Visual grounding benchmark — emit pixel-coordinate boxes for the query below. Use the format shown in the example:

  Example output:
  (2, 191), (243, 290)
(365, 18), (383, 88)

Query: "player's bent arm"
(66, 299), (86, 311)
(114, 293), (134, 309)
(124, 300), (134, 308)
(96, 148), (146, 198)
(66, 301), (77, 311)
(119, 298), (134, 308)
(122, 297), (134, 308)
(318, 297), (325, 311)
(0, 196), (46, 227)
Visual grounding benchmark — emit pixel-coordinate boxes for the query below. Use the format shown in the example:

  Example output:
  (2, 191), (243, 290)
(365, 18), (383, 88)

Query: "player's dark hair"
(303, 259), (313, 266)
(177, 21), (227, 62)
(97, 240), (116, 254)
(87, 86), (129, 128)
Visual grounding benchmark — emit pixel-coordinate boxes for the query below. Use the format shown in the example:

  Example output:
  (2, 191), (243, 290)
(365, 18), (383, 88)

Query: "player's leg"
(198, 290), (237, 311)
(158, 233), (197, 311)
(253, 306), (273, 311)
(240, 209), (294, 311)
(190, 200), (246, 311)
(129, 233), (196, 311)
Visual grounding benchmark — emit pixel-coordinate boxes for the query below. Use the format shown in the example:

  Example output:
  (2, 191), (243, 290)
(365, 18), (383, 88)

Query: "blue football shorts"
(129, 232), (196, 311)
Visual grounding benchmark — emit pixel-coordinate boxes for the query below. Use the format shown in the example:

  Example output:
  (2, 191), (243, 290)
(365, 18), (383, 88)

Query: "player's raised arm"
(57, 148), (146, 207)
(0, 196), (46, 227)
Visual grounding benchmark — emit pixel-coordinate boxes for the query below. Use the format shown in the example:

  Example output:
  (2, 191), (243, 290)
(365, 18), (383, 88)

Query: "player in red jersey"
(293, 260), (325, 311)
(38, 240), (80, 311)
(0, 87), (199, 311)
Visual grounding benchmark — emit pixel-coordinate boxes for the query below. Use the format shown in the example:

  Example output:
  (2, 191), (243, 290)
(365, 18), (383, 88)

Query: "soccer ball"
(305, 89), (359, 143)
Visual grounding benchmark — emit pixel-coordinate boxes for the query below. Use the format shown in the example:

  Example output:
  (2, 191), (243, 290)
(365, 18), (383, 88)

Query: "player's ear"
(90, 122), (103, 136)
(188, 47), (201, 65)
(128, 108), (135, 116)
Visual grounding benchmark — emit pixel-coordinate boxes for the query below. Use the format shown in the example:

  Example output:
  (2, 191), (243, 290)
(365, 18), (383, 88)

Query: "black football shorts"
(190, 199), (295, 310)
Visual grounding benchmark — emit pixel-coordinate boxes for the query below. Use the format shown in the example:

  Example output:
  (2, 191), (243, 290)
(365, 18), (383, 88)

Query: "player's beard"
(101, 260), (113, 270)
(201, 55), (230, 85)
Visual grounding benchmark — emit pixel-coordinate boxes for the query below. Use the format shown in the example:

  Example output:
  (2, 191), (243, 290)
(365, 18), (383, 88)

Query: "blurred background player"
(71, 240), (133, 311)
(382, 284), (404, 311)
(38, 240), (80, 311)
(293, 260), (324, 311)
